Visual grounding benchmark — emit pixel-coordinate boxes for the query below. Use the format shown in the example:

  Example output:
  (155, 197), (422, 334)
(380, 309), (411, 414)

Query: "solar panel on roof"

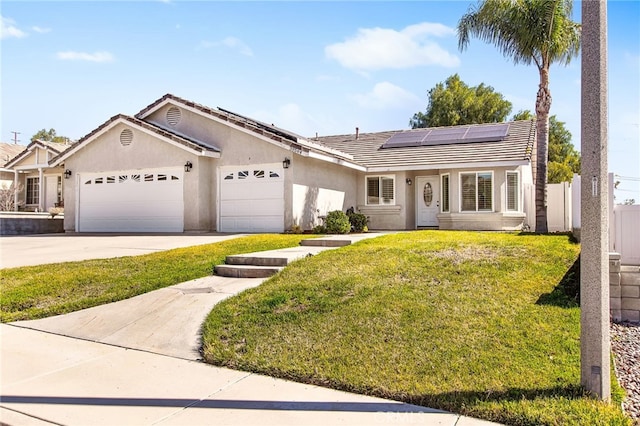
(381, 123), (510, 149)
(464, 123), (509, 142)
(381, 130), (431, 148)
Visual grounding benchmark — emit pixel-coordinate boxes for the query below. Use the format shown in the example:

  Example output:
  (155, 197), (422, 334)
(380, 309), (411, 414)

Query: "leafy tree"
(410, 74), (512, 128)
(31, 128), (70, 144)
(512, 110), (580, 183)
(458, 0), (581, 233)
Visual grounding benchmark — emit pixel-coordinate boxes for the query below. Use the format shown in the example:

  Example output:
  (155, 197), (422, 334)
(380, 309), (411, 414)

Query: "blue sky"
(2, 1), (639, 201)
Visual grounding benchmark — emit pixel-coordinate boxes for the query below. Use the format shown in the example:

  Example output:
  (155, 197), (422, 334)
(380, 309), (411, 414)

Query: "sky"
(2, 0), (639, 202)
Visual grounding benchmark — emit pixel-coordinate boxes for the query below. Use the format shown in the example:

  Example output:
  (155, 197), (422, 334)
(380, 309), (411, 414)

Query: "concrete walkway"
(1, 234), (501, 426)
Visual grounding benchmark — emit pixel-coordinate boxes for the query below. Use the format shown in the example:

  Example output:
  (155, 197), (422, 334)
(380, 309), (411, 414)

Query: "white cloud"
(198, 36), (253, 57)
(325, 22), (459, 71)
(57, 51), (115, 63)
(31, 26), (51, 34)
(1, 16), (27, 40)
(351, 82), (422, 110)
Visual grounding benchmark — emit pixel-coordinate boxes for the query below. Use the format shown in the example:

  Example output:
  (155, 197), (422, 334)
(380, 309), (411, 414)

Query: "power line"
(614, 175), (640, 182)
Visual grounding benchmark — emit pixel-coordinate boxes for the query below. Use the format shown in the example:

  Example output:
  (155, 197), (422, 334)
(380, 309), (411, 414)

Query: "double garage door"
(77, 165), (285, 233)
(78, 168), (184, 233)
(219, 165), (284, 233)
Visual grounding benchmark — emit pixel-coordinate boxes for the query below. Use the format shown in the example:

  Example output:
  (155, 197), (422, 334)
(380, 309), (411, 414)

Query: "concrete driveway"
(0, 233), (246, 269)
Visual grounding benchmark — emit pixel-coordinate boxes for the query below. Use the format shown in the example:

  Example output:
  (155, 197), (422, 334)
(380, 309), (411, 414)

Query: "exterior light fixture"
(406, 178), (412, 186)
(64, 169), (72, 179)
(283, 157), (291, 169)
(184, 161), (193, 172)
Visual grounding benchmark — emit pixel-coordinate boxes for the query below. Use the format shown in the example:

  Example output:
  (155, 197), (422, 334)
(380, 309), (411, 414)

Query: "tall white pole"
(580, 0), (610, 401)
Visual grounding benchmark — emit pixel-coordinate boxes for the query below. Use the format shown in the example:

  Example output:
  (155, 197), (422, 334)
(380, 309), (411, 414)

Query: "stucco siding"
(291, 155), (357, 230)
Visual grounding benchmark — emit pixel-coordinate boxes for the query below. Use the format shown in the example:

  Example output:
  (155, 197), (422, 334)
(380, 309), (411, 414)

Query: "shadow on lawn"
(536, 255), (581, 308)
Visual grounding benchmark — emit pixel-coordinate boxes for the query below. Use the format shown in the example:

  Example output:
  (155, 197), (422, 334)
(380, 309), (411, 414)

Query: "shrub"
(325, 210), (350, 234)
(347, 212), (368, 233)
(312, 225), (327, 234)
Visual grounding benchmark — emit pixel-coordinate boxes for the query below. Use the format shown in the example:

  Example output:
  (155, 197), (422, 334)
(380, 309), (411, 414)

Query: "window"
(26, 177), (39, 205)
(366, 176), (395, 205)
(506, 171), (519, 211)
(460, 172), (493, 212)
(441, 174), (450, 213)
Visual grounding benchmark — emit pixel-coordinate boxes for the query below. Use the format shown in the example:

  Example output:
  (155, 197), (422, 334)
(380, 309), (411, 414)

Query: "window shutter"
(381, 178), (394, 204)
(477, 173), (492, 211)
(507, 172), (518, 211)
(441, 175), (450, 212)
(461, 173), (476, 211)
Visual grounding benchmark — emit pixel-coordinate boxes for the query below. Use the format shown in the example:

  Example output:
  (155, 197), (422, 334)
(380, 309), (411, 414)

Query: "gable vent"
(120, 128), (133, 146)
(166, 106), (182, 126)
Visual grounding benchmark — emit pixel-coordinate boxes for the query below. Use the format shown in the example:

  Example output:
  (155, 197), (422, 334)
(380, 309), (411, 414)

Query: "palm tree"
(458, 0), (580, 233)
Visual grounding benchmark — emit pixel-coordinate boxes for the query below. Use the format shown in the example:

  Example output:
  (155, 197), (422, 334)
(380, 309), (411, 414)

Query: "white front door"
(416, 176), (440, 227)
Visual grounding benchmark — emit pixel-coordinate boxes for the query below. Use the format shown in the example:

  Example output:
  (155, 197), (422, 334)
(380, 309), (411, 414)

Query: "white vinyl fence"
(570, 173), (640, 265)
(547, 182), (572, 232)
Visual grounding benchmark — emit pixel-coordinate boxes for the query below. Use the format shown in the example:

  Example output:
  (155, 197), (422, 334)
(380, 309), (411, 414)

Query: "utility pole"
(580, 0), (610, 401)
(11, 131), (21, 145)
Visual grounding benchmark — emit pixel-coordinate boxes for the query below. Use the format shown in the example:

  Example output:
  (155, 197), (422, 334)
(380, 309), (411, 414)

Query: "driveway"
(0, 233), (245, 268)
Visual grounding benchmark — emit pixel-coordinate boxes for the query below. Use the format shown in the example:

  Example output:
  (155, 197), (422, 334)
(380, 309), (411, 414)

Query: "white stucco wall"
(291, 155), (358, 230)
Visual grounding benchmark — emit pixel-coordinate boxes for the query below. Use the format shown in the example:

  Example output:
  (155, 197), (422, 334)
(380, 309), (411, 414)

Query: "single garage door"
(219, 164), (284, 232)
(78, 168), (184, 232)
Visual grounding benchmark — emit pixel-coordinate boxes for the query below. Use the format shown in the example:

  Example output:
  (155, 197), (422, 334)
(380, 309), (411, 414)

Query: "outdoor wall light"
(406, 178), (412, 186)
(283, 157), (291, 169)
(184, 161), (193, 172)
(64, 169), (72, 179)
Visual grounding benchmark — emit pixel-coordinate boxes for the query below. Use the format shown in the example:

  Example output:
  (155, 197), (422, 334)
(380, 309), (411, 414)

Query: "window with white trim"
(26, 177), (39, 205)
(506, 171), (519, 211)
(441, 173), (450, 213)
(460, 172), (493, 212)
(366, 176), (395, 205)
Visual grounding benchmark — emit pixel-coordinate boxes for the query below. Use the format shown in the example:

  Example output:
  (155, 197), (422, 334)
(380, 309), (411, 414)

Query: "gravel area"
(611, 321), (640, 423)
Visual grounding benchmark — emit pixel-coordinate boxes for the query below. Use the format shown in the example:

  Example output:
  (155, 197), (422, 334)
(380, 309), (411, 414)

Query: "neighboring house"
(45, 94), (534, 233)
(0, 142), (28, 189)
(5, 140), (68, 212)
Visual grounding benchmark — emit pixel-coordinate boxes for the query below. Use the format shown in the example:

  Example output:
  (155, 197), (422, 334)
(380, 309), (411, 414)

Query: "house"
(45, 94), (534, 233)
(0, 142), (28, 188)
(4, 140), (68, 212)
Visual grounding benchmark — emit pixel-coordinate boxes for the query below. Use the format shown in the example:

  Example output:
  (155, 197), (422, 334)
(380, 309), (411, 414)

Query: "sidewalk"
(1, 234), (501, 426)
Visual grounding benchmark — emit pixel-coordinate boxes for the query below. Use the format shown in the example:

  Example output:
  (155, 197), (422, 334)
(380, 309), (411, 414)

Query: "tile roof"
(51, 114), (220, 165)
(313, 120), (535, 171)
(135, 94), (357, 163)
(0, 143), (28, 166)
(4, 139), (67, 168)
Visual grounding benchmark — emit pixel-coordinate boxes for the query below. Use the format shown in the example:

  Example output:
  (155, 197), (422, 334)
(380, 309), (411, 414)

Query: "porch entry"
(416, 176), (439, 227)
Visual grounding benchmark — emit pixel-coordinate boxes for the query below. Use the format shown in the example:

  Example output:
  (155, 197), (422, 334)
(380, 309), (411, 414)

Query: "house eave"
(306, 151), (366, 172)
(366, 159), (530, 173)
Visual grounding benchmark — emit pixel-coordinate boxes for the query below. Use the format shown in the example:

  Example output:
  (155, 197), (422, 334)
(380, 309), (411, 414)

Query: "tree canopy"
(31, 128), (70, 144)
(458, 0), (581, 233)
(410, 74), (512, 128)
(512, 110), (580, 183)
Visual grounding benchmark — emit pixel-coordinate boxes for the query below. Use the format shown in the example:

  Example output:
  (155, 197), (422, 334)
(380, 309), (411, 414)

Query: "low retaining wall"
(610, 253), (640, 323)
(0, 213), (65, 235)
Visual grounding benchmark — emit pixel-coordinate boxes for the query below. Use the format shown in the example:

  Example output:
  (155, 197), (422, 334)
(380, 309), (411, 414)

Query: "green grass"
(0, 234), (310, 322)
(201, 231), (630, 426)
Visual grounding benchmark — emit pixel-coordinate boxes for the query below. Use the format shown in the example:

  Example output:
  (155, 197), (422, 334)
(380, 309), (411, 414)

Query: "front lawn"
(0, 234), (310, 322)
(202, 231), (630, 425)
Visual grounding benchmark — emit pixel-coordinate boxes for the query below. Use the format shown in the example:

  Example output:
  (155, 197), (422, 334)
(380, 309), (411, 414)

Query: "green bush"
(347, 212), (368, 233)
(312, 225), (327, 234)
(325, 210), (350, 234)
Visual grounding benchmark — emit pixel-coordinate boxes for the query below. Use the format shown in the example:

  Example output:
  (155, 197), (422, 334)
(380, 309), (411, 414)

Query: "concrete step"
(225, 255), (289, 267)
(213, 264), (283, 279)
(300, 239), (351, 247)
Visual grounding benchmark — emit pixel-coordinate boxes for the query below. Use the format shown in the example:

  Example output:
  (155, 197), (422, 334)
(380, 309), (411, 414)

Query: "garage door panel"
(219, 165), (284, 233)
(79, 169), (184, 233)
